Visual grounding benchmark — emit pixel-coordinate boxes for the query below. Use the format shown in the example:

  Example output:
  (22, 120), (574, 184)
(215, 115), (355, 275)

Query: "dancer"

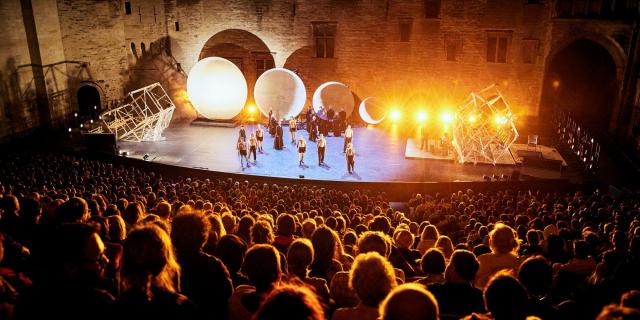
(275, 120), (284, 150)
(249, 133), (257, 163)
(237, 137), (249, 168)
(317, 133), (326, 165)
(239, 124), (247, 142)
(289, 117), (297, 143)
(343, 124), (353, 153)
(297, 134), (307, 166)
(346, 142), (355, 174)
(256, 124), (264, 153)
(269, 113), (276, 136)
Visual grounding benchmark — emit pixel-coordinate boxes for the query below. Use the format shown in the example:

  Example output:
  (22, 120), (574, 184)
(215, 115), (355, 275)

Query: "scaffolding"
(452, 85), (518, 164)
(90, 83), (175, 142)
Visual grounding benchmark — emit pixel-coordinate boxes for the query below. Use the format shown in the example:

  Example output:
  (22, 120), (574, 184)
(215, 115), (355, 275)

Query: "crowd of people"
(0, 151), (639, 319)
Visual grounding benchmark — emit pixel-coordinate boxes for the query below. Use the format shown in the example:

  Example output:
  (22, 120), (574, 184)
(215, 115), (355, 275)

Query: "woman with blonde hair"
(114, 225), (197, 318)
(436, 235), (454, 260)
(475, 223), (522, 288)
(417, 225), (440, 255)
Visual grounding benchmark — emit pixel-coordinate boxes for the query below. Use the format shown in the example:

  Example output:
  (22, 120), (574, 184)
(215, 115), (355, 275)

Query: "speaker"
(84, 133), (117, 155)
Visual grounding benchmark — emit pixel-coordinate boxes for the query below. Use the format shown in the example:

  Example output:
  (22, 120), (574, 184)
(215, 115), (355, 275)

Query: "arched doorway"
(76, 85), (101, 118)
(199, 29), (275, 109)
(540, 39), (618, 137)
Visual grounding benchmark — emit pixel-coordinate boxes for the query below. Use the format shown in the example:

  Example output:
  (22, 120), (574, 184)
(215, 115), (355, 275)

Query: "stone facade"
(0, 0), (638, 144)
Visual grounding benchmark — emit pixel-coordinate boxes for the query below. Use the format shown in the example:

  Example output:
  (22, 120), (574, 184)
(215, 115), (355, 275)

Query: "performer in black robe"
(274, 121), (284, 150)
(268, 115), (276, 136)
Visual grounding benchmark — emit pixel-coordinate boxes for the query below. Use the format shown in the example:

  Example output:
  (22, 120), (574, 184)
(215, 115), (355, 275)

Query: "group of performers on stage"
(236, 107), (355, 173)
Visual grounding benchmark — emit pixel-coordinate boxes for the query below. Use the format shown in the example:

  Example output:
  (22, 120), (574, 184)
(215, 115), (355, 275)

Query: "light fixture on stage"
(390, 109), (401, 121)
(468, 115), (477, 123)
(416, 111), (427, 122)
(143, 153), (150, 161)
(247, 104), (257, 114)
(494, 115), (508, 125)
(440, 111), (453, 125)
(187, 57), (248, 120)
(254, 68), (306, 120)
(68, 128), (72, 132)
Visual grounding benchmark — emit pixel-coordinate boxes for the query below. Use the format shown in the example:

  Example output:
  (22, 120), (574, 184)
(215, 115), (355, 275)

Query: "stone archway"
(199, 29), (275, 106)
(541, 38), (622, 136)
(76, 84), (101, 119)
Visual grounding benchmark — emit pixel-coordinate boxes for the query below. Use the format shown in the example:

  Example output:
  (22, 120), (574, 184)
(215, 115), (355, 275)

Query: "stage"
(117, 124), (572, 183)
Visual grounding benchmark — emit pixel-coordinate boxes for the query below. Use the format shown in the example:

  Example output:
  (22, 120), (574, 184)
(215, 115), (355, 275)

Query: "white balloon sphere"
(254, 68), (306, 120)
(312, 82), (354, 120)
(359, 97), (386, 125)
(187, 57), (248, 120)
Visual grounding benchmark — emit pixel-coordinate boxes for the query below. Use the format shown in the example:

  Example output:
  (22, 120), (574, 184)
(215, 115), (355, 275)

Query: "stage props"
(254, 68), (306, 120)
(358, 97), (386, 125)
(91, 82), (175, 142)
(186, 57), (248, 120)
(452, 85), (518, 164)
(312, 81), (354, 120)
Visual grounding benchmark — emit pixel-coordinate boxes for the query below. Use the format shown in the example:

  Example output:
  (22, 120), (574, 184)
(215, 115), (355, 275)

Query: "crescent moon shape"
(359, 97), (386, 125)
(312, 81), (354, 120)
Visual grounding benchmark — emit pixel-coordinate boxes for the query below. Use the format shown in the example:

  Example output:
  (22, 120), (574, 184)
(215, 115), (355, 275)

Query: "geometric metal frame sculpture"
(452, 85), (518, 164)
(90, 82), (175, 142)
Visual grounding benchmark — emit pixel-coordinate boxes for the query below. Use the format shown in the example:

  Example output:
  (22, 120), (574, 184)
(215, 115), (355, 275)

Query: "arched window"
(130, 42), (138, 58)
(141, 42), (146, 54)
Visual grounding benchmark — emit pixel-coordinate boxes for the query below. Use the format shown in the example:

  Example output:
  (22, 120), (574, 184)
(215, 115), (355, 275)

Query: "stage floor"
(118, 124), (569, 183)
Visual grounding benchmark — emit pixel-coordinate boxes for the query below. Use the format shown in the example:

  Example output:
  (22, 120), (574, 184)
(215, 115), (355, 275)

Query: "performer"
(309, 115), (318, 142)
(274, 120), (284, 150)
(317, 133), (326, 165)
(239, 124), (247, 142)
(296, 134), (307, 166)
(269, 114), (276, 136)
(289, 117), (297, 143)
(249, 133), (257, 162)
(237, 137), (249, 168)
(343, 124), (353, 153)
(256, 124), (265, 153)
(420, 124), (429, 151)
(346, 142), (355, 174)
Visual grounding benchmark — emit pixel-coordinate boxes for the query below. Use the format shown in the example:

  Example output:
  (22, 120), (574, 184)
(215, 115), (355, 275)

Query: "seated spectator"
(286, 238), (330, 302)
(253, 283), (325, 320)
(428, 249), (485, 319)
(379, 283), (439, 320)
(393, 229), (421, 273)
(475, 223), (522, 288)
(417, 225), (440, 255)
(553, 240), (596, 277)
(484, 271), (530, 320)
(436, 236), (454, 260)
(518, 256), (558, 320)
(171, 212), (232, 316)
(229, 244), (281, 320)
(301, 218), (317, 239)
(416, 248), (446, 286)
(596, 304), (640, 320)
(333, 252), (397, 320)
(14, 223), (114, 320)
(309, 226), (343, 283)
(216, 234), (249, 287)
(520, 229), (544, 257)
(274, 214), (297, 254)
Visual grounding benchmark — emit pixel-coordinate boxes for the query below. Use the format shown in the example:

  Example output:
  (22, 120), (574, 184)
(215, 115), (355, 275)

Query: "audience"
(0, 152), (639, 320)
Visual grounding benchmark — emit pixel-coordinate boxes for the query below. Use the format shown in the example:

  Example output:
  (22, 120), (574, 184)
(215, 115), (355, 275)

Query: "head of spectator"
(122, 202), (144, 227)
(55, 223), (108, 283)
(379, 283), (439, 320)
(517, 256), (553, 298)
(216, 234), (248, 279)
(446, 249), (479, 283)
(276, 214), (296, 238)
(302, 218), (316, 239)
(155, 201), (171, 220)
(394, 229), (414, 250)
(349, 251), (397, 308)
(357, 231), (390, 257)
(287, 238), (314, 279)
(107, 215), (127, 244)
(421, 248), (446, 276)
(596, 304), (640, 320)
(253, 283), (325, 320)
(171, 211), (210, 253)
(56, 197), (90, 224)
(489, 223), (519, 255)
(251, 220), (275, 245)
(20, 198), (41, 224)
(122, 225), (180, 296)
(436, 236), (454, 259)
(484, 271), (529, 320)
(237, 215), (255, 243)
(243, 244), (281, 292)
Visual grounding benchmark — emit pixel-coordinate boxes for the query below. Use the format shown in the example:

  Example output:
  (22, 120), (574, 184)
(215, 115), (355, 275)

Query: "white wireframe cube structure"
(452, 85), (518, 164)
(92, 82), (175, 142)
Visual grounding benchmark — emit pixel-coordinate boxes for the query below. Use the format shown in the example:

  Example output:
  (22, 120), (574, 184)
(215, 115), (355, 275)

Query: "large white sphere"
(254, 68), (306, 120)
(187, 57), (248, 120)
(359, 97), (386, 125)
(312, 82), (354, 120)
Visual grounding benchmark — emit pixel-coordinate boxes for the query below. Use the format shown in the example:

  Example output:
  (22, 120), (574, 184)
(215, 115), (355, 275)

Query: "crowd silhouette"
(0, 151), (639, 319)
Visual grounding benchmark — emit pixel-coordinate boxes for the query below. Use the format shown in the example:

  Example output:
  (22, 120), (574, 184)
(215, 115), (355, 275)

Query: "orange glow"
(552, 80), (560, 89)
(247, 104), (257, 114)
(416, 110), (427, 122)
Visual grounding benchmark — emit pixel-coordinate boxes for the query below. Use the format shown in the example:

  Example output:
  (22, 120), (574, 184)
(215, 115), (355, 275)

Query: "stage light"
(80, 123), (83, 128)
(74, 113), (78, 117)
(416, 111), (427, 122)
(247, 104), (257, 114)
(187, 57), (248, 120)
(552, 80), (561, 89)
(90, 119), (94, 124)
(468, 115), (477, 123)
(440, 111), (453, 125)
(68, 128), (72, 132)
(254, 68), (306, 120)
(494, 115), (508, 125)
(390, 110), (401, 121)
